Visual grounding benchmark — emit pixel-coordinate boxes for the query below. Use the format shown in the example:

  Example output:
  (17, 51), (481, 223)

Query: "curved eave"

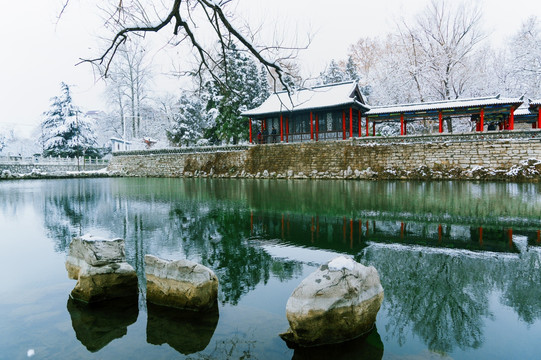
(366, 100), (523, 120)
(242, 100), (369, 118)
(529, 100), (541, 109)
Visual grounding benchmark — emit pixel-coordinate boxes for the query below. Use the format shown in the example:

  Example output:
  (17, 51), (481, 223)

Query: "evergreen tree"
(40, 83), (100, 158)
(318, 59), (346, 85)
(344, 55), (360, 82)
(204, 42), (270, 144)
(166, 93), (206, 146)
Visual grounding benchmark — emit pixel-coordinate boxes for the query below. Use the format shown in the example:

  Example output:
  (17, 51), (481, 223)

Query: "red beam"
(439, 111), (443, 133)
(479, 227), (483, 246)
(366, 118), (369, 137)
(480, 107), (484, 132)
(249, 118), (252, 143)
(310, 112), (314, 140)
(349, 107), (353, 138)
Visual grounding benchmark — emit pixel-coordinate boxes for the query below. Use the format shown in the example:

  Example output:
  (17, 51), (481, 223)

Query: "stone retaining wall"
(108, 133), (541, 181)
(1, 164), (108, 175)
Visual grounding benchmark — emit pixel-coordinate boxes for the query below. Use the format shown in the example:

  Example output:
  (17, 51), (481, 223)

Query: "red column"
(400, 113), (404, 136)
(510, 107), (515, 130)
(480, 107), (484, 132)
(538, 107), (541, 129)
(372, 122), (376, 136)
(349, 107), (353, 138)
(439, 111), (443, 133)
(280, 114), (283, 142)
(315, 114), (319, 141)
(479, 227), (483, 246)
(358, 110), (362, 137)
(366, 118), (370, 136)
(249, 118), (252, 143)
(342, 111), (346, 139)
(310, 112), (314, 140)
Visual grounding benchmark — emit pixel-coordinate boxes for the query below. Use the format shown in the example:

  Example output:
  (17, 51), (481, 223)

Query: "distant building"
(110, 138), (132, 152)
(243, 81), (533, 143)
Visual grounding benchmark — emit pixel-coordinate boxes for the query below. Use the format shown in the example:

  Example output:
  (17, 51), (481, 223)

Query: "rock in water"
(145, 255), (219, 311)
(280, 256), (384, 347)
(66, 235), (138, 303)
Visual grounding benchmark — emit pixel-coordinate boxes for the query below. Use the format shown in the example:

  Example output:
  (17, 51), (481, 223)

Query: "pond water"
(1, 178), (541, 359)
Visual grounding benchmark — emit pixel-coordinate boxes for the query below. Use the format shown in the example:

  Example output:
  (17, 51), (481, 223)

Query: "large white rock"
(145, 255), (219, 311)
(68, 235), (126, 267)
(280, 256), (384, 347)
(66, 235), (138, 303)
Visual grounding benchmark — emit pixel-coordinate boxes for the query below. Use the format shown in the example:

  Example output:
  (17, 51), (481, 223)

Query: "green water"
(0, 178), (540, 359)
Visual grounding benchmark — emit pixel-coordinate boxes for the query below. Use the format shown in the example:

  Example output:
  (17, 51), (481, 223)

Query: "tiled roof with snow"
(241, 81), (368, 117)
(366, 95), (523, 117)
(529, 99), (541, 107)
(514, 106), (533, 117)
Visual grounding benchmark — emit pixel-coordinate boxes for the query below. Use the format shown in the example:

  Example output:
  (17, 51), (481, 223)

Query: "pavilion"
(241, 81), (369, 143)
(242, 80), (530, 143)
(514, 99), (541, 129)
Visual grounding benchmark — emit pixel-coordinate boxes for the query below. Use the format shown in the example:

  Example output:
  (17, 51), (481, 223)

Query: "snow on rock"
(280, 256), (383, 347)
(145, 255), (219, 311)
(327, 255), (356, 271)
(66, 236), (138, 303)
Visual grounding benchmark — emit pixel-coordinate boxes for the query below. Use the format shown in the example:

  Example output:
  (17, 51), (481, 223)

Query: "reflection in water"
(291, 328), (384, 360)
(362, 246), (493, 353)
(146, 302), (219, 355)
(500, 248), (541, 324)
(67, 295), (138, 352)
(21, 178), (541, 357)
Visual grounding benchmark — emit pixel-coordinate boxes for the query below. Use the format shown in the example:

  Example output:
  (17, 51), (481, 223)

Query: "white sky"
(0, 0), (539, 134)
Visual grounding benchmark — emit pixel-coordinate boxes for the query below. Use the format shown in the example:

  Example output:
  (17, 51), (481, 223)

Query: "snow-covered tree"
(40, 83), (100, 158)
(343, 56), (360, 82)
(318, 59), (347, 85)
(204, 42), (270, 144)
(0, 130), (8, 153)
(165, 93), (207, 147)
(105, 40), (153, 140)
(509, 16), (541, 99)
